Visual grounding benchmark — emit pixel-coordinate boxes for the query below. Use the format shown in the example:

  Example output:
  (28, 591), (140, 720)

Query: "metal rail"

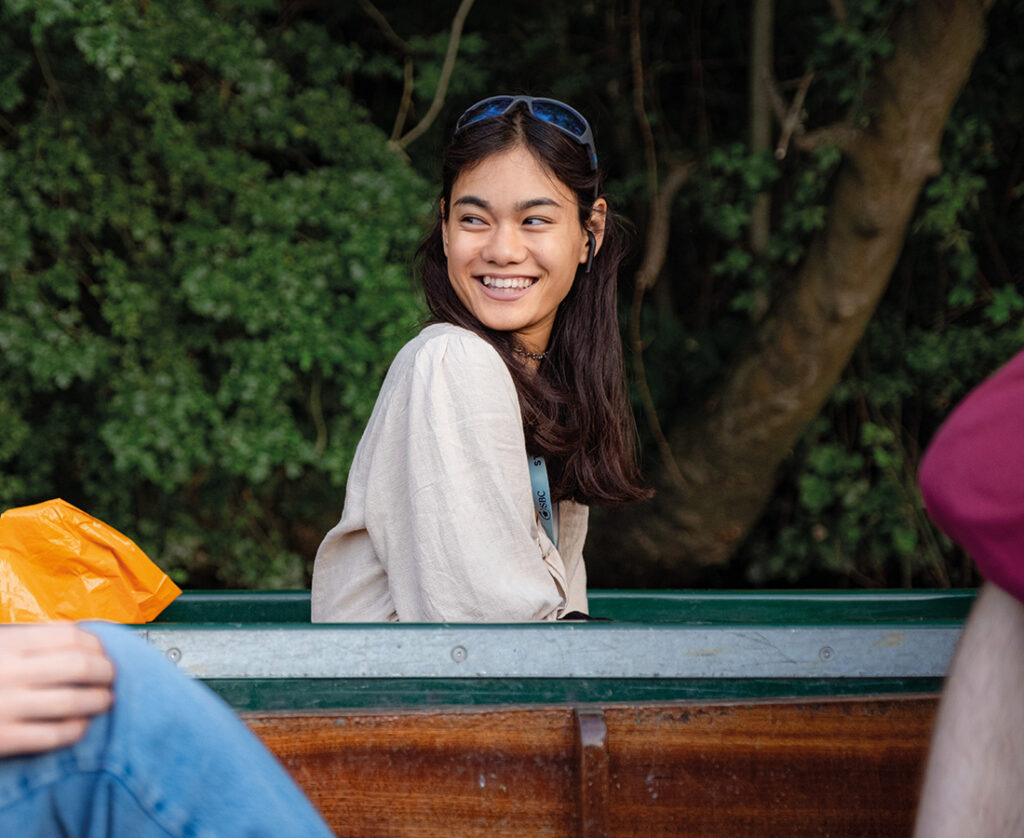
(136, 623), (960, 680)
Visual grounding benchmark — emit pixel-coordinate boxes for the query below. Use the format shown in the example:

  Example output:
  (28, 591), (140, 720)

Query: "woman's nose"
(481, 223), (526, 264)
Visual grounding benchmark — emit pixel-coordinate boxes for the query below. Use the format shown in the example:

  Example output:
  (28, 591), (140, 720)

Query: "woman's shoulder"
(391, 323), (509, 380)
(370, 322), (522, 432)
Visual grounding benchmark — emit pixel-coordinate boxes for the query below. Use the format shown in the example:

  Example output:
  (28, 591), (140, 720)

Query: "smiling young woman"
(311, 96), (650, 623)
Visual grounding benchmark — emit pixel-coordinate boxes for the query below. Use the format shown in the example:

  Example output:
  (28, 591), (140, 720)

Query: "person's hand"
(0, 623), (115, 758)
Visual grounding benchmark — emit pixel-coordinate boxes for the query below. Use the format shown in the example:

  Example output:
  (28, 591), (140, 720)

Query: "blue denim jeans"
(0, 622), (335, 837)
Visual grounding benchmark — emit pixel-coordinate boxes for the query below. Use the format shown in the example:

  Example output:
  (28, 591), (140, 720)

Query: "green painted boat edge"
(155, 589), (977, 625)
(209, 676), (944, 712)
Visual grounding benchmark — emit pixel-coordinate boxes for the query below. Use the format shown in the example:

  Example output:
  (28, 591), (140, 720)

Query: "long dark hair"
(417, 103), (650, 506)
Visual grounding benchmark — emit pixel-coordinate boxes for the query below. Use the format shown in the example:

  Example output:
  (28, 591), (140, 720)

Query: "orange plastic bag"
(0, 498), (181, 623)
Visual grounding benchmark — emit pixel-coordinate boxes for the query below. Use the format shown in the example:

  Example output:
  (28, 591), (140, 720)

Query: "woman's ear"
(588, 198), (607, 252)
(581, 198), (608, 271)
(440, 198), (449, 257)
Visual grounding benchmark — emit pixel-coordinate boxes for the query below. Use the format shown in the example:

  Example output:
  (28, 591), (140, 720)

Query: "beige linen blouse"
(311, 323), (589, 622)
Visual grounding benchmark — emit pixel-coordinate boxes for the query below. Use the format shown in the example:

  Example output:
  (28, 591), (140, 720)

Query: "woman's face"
(442, 145), (605, 354)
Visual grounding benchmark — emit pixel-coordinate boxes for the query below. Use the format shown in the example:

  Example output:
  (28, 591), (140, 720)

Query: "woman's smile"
(479, 275), (537, 297)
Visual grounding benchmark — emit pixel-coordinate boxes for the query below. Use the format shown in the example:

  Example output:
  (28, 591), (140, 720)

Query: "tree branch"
(763, 68), (789, 123)
(775, 69), (814, 159)
(390, 57), (415, 143)
(794, 120), (859, 155)
(359, 0), (408, 53)
(34, 43), (66, 112)
(634, 163), (694, 294)
(628, 0), (690, 487)
(749, 0), (774, 254)
(828, 0), (848, 28)
(392, 0), (477, 151)
(630, 162), (693, 490)
(630, 0), (658, 194)
(357, 1), (417, 145)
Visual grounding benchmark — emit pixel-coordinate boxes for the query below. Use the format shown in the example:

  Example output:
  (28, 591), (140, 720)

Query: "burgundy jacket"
(919, 349), (1024, 600)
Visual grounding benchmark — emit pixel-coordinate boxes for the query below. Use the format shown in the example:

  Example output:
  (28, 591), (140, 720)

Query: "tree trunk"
(592, 0), (995, 586)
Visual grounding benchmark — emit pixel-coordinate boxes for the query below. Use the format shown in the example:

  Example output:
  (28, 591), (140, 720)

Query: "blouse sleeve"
(362, 331), (567, 621)
(919, 349), (1024, 601)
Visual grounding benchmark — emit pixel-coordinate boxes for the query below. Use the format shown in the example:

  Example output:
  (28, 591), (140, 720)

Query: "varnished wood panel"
(246, 707), (580, 837)
(603, 696), (937, 837)
(244, 694), (938, 838)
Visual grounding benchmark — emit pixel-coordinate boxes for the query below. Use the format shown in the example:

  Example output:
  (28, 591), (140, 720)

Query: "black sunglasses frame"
(454, 95), (599, 172)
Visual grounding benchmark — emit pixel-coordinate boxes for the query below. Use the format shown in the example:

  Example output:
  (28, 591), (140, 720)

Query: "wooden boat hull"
(245, 694), (936, 838)
(144, 590), (967, 836)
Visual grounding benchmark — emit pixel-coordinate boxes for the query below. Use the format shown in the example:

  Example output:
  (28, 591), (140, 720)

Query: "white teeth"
(481, 276), (534, 289)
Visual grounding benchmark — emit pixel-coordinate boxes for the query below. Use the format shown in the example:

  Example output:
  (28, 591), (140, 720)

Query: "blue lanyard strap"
(528, 455), (559, 550)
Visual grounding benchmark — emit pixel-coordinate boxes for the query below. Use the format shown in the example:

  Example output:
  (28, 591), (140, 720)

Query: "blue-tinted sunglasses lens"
(531, 102), (587, 138)
(459, 97), (515, 130)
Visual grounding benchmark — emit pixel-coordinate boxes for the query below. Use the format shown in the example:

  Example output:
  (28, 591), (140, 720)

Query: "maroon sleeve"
(918, 349), (1024, 600)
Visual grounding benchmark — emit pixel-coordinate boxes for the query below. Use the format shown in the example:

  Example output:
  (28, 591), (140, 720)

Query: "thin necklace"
(513, 346), (548, 361)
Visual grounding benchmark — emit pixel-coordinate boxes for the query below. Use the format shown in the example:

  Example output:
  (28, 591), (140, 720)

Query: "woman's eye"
(459, 215), (485, 225)
(523, 216), (551, 226)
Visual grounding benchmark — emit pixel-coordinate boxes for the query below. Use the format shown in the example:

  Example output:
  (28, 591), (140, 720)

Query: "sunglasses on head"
(454, 95), (599, 172)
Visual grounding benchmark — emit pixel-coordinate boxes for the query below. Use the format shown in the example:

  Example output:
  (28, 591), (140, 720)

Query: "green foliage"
(3, 0), (1021, 590)
(804, 0), (915, 110)
(745, 414), (936, 587)
(697, 145), (778, 243)
(1, 0), (430, 586)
